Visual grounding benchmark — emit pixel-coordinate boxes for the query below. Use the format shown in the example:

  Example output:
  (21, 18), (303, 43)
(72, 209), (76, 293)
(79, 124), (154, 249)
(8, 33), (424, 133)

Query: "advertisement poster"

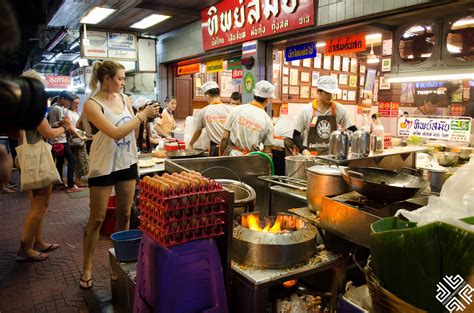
(398, 117), (471, 142)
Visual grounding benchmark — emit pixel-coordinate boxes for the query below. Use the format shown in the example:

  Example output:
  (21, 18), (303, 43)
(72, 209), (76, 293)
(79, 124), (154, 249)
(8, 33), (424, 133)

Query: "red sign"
(378, 101), (399, 117)
(325, 33), (366, 56)
(201, 0), (315, 51)
(45, 75), (71, 89)
(177, 63), (200, 76)
(232, 69), (243, 79)
(450, 104), (465, 116)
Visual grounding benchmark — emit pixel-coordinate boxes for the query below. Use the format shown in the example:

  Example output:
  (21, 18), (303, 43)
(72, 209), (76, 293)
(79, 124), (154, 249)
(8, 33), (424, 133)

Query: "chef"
(189, 81), (233, 156)
(220, 80), (275, 156)
(272, 115), (296, 175)
(286, 76), (356, 156)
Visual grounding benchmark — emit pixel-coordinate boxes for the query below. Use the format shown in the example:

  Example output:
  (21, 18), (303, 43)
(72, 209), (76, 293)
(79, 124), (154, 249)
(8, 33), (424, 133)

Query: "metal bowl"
(432, 152), (459, 166)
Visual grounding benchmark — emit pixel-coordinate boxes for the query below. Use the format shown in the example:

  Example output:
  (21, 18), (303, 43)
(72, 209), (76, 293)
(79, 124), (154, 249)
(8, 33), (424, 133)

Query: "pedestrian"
(16, 70), (75, 261)
(80, 60), (159, 289)
(47, 90), (82, 192)
(230, 91), (242, 105)
(67, 96), (89, 187)
(189, 81), (233, 156)
(220, 80), (275, 156)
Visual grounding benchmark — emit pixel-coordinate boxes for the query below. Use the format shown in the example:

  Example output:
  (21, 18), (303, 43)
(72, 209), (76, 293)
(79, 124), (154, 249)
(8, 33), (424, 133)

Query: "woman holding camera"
(80, 60), (159, 289)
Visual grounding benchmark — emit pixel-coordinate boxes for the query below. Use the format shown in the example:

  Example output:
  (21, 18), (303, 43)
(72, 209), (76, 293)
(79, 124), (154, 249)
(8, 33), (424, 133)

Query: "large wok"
(340, 167), (428, 203)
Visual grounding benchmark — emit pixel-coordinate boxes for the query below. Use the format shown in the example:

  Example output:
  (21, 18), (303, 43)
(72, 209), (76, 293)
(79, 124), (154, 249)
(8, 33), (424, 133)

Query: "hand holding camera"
(141, 101), (162, 121)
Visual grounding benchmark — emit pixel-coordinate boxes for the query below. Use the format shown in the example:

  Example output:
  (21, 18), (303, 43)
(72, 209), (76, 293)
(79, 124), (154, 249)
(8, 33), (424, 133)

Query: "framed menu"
(339, 74), (348, 85)
(350, 58), (358, 73)
(379, 76), (391, 90)
(290, 69), (299, 85)
(330, 73), (338, 81)
(342, 57), (350, 72)
(283, 67), (289, 75)
(311, 71), (320, 87)
(300, 86), (310, 98)
(289, 86), (299, 95)
(300, 71), (310, 83)
(359, 65), (366, 74)
(342, 89), (348, 101)
(323, 55), (332, 70)
(282, 76), (289, 85)
(313, 54), (322, 69)
(347, 90), (356, 101)
(291, 60), (300, 66)
(282, 85), (289, 94)
(349, 75), (357, 88)
(333, 56), (341, 71)
(360, 74), (365, 86)
(302, 58), (311, 68)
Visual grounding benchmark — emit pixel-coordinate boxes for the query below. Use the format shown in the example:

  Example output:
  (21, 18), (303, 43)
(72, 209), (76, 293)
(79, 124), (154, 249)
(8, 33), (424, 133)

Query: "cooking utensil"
(351, 130), (371, 157)
(306, 165), (350, 211)
(215, 179), (256, 219)
(340, 167), (428, 202)
(166, 149), (204, 159)
(432, 152), (459, 166)
(285, 155), (325, 179)
(329, 130), (349, 159)
(417, 164), (448, 193)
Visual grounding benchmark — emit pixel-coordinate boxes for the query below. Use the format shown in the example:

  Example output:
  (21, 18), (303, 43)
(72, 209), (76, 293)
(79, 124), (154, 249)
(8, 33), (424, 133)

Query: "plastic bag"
(396, 158), (474, 225)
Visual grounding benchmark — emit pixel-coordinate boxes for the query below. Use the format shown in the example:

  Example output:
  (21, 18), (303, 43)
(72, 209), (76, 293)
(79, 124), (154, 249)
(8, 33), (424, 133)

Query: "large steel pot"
(285, 155), (324, 179)
(216, 179), (256, 218)
(417, 164), (448, 193)
(341, 167), (428, 202)
(306, 165), (350, 212)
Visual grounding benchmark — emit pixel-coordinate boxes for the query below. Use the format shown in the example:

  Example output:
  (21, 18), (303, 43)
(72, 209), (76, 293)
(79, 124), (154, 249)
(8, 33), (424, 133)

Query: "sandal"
(79, 277), (93, 290)
(16, 252), (48, 262)
(35, 243), (60, 253)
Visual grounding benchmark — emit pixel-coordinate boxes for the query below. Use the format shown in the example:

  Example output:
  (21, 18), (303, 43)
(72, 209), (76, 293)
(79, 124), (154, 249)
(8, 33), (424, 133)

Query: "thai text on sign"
(227, 57), (242, 70)
(398, 116), (471, 142)
(206, 59), (224, 73)
(325, 33), (366, 56)
(201, 0), (315, 50)
(285, 42), (316, 62)
(177, 63), (200, 76)
(378, 101), (399, 117)
(45, 75), (71, 89)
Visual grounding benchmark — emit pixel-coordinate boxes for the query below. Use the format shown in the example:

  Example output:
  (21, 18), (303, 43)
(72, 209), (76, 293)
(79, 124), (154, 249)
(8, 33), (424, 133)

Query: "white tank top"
(87, 95), (138, 178)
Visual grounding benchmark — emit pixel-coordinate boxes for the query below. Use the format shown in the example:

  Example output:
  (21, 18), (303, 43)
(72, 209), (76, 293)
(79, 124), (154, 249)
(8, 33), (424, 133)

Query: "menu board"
(398, 117), (471, 142)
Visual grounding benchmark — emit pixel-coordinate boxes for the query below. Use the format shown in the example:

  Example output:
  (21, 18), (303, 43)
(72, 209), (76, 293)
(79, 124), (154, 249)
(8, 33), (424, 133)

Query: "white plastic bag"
(396, 158), (474, 225)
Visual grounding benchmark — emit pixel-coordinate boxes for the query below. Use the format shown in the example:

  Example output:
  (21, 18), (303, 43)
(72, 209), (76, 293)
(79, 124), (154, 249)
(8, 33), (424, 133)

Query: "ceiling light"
(367, 58), (380, 64)
(453, 18), (474, 28)
(80, 7), (116, 24)
(50, 52), (63, 62)
(72, 56), (81, 64)
(385, 69), (474, 83)
(365, 33), (382, 43)
(447, 43), (461, 53)
(316, 42), (326, 47)
(130, 14), (171, 29)
(70, 41), (80, 50)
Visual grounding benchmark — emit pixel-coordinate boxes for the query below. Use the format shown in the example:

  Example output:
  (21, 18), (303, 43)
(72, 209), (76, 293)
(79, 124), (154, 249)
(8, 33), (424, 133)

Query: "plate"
(148, 157), (165, 164)
(138, 160), (156, 168)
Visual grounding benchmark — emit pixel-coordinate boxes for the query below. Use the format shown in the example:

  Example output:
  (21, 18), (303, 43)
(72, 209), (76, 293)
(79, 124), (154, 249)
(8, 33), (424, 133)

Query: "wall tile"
(363, 0), (374, 15)
(354, 1), (364, 17)
(319, 0), (329, 6)
(318, 5), (329, 25)
(374, 0), (384, 13)
(345, 0), (355, 19)
(383, 0), (395, 11)
(394, 0), (407, 9)
(336, 1), (345, 21)
(328, 3), (338, 23)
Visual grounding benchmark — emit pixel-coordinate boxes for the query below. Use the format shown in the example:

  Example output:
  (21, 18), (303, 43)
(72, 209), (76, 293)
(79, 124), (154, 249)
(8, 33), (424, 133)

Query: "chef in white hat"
(189, 81), (234, 156)
(220, 80), (275, 156)
(285, 75), (356, 156)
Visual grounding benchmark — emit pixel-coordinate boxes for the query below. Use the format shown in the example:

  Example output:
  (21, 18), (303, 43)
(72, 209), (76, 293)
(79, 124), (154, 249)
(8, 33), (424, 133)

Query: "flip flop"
(16, 252), (48, 262)
(79, 278), (93, 290)
(36, 243), (60, 253)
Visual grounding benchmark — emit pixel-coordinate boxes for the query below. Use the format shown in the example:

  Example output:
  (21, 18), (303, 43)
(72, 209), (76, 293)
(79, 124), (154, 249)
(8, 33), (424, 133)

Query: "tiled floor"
(0, 180), (113, 313)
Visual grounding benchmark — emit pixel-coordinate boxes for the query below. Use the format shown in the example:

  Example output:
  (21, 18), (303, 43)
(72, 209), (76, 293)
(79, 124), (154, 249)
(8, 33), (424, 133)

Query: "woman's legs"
(82, 185), (113, 281)
(18, 185), (52, 257)
(114, 179), (136, 231)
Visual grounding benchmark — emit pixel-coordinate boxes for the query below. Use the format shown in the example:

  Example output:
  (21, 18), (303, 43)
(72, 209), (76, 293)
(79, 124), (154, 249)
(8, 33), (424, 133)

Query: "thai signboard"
(325, 33), (366, 56)
(398, 116), (471, 142)
(201, 0), (315, 50)
(82, 30), (137, 61)
(177, 63), (200, 76)
(45, 75), (71, 89)
(206, 59), (224, 73)
(285, 42), (316, 62)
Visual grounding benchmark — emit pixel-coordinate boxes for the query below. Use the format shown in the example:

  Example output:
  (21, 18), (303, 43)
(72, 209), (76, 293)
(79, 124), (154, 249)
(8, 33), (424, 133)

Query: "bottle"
(373, 113), (384, 152)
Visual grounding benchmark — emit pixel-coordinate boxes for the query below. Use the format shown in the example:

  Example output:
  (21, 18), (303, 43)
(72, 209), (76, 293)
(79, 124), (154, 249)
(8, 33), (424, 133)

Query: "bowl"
(391, 137), (403, 147)
(432, 152), (459, 166)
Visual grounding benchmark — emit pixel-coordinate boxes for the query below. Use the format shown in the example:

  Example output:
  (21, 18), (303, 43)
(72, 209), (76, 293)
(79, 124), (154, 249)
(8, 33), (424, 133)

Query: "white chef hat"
(201, 81), (219, 94)
(317, 76), (341, 94)
(254, 80), (275, 98)
(133, 96), (148, 110)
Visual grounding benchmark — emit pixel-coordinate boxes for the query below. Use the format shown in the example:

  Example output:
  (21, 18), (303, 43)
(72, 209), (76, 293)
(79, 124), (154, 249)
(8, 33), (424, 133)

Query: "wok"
(340, 167), (428, 203)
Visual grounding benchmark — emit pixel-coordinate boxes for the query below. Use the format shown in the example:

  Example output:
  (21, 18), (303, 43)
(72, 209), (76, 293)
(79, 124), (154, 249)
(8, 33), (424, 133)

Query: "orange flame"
(246, 214), (263, 232)
(282, 279), (298, 288)
(242, 213), (284, 233)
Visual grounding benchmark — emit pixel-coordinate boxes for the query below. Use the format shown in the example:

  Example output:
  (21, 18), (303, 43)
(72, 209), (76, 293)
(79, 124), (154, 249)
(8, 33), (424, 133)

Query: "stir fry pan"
(166, 149), (205, 159)
(340, 167), (428, 203)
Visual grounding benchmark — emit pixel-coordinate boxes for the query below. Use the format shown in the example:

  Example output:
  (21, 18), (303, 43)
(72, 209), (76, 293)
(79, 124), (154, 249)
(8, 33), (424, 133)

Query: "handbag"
(52, 143), (64, 156)
(15, 131), (62, 191)
(68, 130), (86, 147)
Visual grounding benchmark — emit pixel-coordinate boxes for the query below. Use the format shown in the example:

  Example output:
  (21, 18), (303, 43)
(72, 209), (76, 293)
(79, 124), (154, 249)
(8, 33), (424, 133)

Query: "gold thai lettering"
(207, 6), (219, 36)
(228, 31), (247, 42)
(220, 10), (233, 32)
(247, 0), (261, 24)
(212, 37), (225, 46)
(287, 45), (313, 58)
(251, 25), (266, 36)
(234, 0), (246, 28)
(272, 19), (289, 32)
(282, 0), (298, 14)
(328, 38), (363, 53)
(263, 0), (279, 19)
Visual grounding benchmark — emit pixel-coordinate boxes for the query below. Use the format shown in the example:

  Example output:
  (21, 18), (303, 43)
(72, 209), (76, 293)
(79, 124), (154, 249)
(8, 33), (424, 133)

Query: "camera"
(0, 76), (48, 133)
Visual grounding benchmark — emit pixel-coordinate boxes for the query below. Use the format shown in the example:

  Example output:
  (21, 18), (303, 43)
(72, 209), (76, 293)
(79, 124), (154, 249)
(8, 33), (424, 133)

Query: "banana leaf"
(370, 217), (474, 313)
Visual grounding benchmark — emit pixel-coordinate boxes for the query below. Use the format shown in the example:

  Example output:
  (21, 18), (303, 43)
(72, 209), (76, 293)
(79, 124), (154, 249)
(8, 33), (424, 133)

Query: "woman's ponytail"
(89, 61), (102, 95)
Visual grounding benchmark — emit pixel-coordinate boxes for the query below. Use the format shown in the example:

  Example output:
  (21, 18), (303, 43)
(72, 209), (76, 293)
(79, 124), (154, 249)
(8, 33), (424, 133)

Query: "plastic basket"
(111, 229), (143, 262)
(364, 260), (426, 313)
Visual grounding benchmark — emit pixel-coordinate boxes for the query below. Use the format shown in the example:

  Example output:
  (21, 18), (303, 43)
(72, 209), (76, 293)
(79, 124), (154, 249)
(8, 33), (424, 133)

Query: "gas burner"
(233, 212), (317, 268)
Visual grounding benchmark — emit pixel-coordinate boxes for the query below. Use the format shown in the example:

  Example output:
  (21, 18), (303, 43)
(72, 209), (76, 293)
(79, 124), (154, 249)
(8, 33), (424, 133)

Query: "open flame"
(241, 213), (300, 233)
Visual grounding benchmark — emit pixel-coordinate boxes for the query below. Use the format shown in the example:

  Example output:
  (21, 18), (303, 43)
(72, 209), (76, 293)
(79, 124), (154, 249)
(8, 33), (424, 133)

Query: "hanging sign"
(206, 59), (224, 73)
(325, 33), (366, 56)
(177, 63), (200, 76)
(45, 75), (71, 89)
(241, 56), (255, 70)
(243, 72), (255, 94)
(232, 69), (243, 79)
(378, 101), (399, 117)
(201, 0), (315, 50)
(82, 30), (137, 61)
(398, 117), (471, 142)
(285, 42), (316, 62)
(227, 57), (242, 70)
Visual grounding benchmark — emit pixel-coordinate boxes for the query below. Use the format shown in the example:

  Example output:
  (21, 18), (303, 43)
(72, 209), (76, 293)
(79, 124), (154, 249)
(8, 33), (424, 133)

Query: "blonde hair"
(21, 69), (46, 87)
(89, 60), (125, 95)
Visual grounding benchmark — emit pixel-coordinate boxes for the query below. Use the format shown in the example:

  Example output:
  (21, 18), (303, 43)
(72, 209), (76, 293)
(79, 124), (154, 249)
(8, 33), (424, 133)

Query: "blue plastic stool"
(133, 232), (228, 313)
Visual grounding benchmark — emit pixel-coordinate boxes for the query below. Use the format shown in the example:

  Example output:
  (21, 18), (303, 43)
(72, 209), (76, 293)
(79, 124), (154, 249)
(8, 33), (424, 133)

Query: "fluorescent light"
(50, 52), (63, 62)
(316, 42), (326, 47)
(80, 7), (116, 24)
(453, 18), (474, 28)
(130, 14), (171, 29)
(367, 58), (380, 64)
(72, 56), (81, 64)
(70, 41), (80, 50)
(447, 43), (461, 53)
(385, 68), (474, 83)
(421, 53), (432, 58)
(366, 33), (382, 40)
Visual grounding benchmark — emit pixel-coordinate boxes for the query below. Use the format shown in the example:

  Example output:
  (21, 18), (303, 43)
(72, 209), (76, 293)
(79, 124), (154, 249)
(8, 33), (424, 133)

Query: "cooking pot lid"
(307, 165), (342, 176)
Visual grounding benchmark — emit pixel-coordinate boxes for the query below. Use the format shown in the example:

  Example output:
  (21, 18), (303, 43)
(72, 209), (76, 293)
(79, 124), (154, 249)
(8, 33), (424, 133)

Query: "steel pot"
(351, 130), (371, 157)
(285, 155), (325, 179)
(216, 179), (256, 219)
(329, 130), (349, 159)
(306, 165), (350, 212)
(418, 164), (448, 193)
